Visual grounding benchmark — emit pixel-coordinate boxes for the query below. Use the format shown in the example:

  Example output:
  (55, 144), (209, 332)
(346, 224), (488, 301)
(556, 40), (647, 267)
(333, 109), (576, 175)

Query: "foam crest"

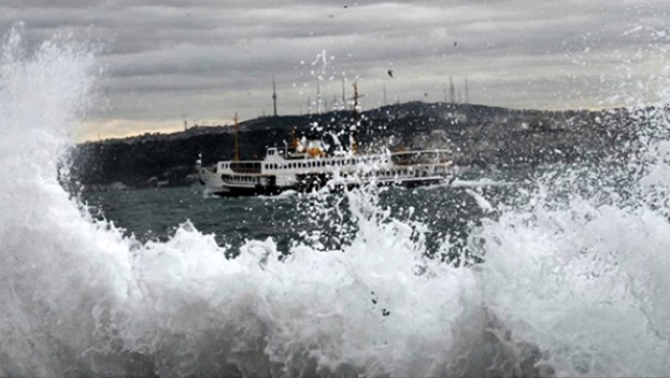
(469, 175), (670, 376)
(0, 27), (134, 377)
(109, 194), (477, 377)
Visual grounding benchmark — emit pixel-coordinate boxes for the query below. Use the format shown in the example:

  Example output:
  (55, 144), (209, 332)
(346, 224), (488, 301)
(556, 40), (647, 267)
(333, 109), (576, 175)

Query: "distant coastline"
(69, 101), (647, 192)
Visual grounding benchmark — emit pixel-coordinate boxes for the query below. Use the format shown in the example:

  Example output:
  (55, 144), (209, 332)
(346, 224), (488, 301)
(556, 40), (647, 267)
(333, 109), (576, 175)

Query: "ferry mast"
(351, 82), (359, 155)
(234, 112), (240, 161)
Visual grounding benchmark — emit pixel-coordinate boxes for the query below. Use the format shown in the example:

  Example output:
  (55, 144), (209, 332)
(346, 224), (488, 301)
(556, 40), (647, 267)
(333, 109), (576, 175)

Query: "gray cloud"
(2, 0), (669, 140)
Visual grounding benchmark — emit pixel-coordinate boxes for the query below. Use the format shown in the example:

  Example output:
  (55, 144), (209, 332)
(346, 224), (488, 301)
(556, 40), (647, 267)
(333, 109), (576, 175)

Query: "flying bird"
(453, 41), (458, 46)
(387, 69), (393, 78)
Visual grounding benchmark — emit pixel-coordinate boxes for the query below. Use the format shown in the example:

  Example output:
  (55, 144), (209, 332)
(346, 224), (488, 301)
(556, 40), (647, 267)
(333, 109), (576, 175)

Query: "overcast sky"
(3, 0), (670, 141)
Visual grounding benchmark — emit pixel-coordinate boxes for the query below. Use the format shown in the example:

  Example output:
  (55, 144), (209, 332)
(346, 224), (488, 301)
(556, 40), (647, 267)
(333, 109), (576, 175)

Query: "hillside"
(68, 101), (645, 191)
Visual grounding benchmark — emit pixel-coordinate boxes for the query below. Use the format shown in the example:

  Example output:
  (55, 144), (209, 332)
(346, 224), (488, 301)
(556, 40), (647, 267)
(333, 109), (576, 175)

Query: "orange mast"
(234, 112), (240, 161)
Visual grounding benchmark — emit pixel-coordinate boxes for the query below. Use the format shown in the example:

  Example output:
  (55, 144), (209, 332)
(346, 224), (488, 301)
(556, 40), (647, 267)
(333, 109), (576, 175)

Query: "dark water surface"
(82, 169), (525, 261)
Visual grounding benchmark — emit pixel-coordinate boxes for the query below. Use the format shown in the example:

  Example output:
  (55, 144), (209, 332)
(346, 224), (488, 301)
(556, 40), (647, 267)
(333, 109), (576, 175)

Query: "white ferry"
(197, 138), (455, 197)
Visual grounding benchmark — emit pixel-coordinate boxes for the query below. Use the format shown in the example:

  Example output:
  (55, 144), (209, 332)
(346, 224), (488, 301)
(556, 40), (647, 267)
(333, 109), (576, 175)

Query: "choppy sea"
(4, 27), (670, 377)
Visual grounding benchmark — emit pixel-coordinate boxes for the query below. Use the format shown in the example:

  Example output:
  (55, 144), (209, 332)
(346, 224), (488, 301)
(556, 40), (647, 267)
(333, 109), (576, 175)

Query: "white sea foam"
(3, 27), (670, 378)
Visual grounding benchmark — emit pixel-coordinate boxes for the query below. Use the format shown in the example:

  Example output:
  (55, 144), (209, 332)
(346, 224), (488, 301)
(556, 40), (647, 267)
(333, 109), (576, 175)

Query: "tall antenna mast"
(316, 79), (321, 114)
(234, 112), (240, 161)
(353, 82), (359, 122)
(341, 76), (346, 110)
(272, 76), (278, 117)
(449, 76), (455, 103)
(465, 77), (470, 104)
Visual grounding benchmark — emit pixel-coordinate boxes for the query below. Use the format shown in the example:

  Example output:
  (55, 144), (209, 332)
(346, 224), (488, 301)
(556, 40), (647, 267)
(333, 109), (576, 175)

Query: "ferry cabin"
(199, 147), (452, 196)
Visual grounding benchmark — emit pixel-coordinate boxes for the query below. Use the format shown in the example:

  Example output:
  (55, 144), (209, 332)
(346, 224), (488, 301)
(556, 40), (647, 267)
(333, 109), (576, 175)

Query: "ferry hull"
(200, 170), (454, 197)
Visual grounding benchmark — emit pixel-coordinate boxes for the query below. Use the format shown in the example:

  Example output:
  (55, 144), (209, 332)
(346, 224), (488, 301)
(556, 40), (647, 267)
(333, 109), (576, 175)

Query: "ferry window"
(269, 150), (275, 155)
